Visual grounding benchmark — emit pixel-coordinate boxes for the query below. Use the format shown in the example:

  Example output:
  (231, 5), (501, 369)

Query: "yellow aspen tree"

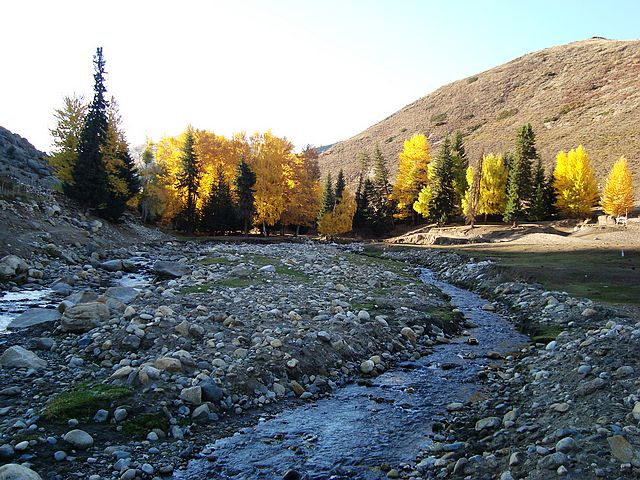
(280, 153), (321, 232)
(155, 134), (185, 225)
(601, 156), (634, 216)
(553, 145), (599, 217)
(478, 154), (507, 218)
(461, 165), (475, 216)
(317, 189), (356, 236)
(391, 133), (432, 219)
(249, 131), (292, 233)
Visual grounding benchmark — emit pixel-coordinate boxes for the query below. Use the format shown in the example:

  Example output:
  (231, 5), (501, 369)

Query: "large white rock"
(0, 346), (47, 370)
(63, 429), (94, 450)
(0, 464), (43, 480)
(60, 302), (109, 333)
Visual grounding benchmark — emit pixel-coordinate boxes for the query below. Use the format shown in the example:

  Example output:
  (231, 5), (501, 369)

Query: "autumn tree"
(235, 158), (256, 235)
(601, 156), (634, 216)
(48, 95), (87, 190)
(281, 153), (321, 234)
(391, 133), (432, 220)
(175, 127), (201, 232)
(138, 141), (167, 223)
(504, 124), (537, 224)
(68, 47), (110, 211)
(318, 190), (357, 237)
(553, 145), (598, 217)
(462, 155), (483, 227)
(478, 153), (508, 220)
(301, 145), (321, 181)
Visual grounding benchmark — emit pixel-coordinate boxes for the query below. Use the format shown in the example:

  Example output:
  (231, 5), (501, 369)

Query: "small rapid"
(175, 268), (529, 480)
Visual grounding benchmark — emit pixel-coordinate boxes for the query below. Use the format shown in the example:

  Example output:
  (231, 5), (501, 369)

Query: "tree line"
(48, 49), (633, 236)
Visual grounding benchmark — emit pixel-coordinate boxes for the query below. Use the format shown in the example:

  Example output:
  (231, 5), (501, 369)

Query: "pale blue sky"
(1, 0), (638, 152)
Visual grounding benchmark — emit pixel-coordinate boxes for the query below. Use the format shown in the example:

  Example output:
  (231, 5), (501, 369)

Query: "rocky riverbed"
(0, 241), (464, 479)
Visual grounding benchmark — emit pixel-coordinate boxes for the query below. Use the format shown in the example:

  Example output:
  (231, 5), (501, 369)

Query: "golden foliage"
(317, 189), (356, 236)
(553, 145), (599, 217)
(461, 165), (475, 216)
(392, 133), (432, 219)
(478, 153), (507, 216)
(281, 153), (321, 227)
(601, 156), (634, 216)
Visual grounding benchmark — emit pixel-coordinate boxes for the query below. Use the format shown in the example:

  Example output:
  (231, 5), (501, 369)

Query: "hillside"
(0, 125), (56, 189)
(319, 38), (640, 194)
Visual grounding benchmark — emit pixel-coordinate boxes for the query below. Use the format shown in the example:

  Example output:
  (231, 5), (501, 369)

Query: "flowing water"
(0, 288), (56, 332)
(175, 268), (529, 480)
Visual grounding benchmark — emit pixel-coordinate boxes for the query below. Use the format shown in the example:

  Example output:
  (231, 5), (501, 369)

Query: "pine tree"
(69, 47), (110, 210)
(602, 157), (634, 216)
(428, 135), (456, 225)
(528, 159), (551, 221)
(318, 173), (335, 221)
(334, 169), (346, 204)
(235, 158), (256, 235)
(353, 151), (371, 229)
(450, 131), (469, 214)
(201, 166), (237, 234)
(175, 126), (201, 233)
(369, 145), (394, 233)
(48, 95), (87, 190)
(504, 124), (537, 224)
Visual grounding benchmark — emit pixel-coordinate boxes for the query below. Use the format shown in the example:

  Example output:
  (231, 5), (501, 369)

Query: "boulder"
(199, 379), (224, 402)
(153, 261), (191, 278)
(0, 464), (43, 480)
(0, 346), (46, 370)
(8, 308), (61, 329)
(60, 302), (109, 333)
(0, 255), (29, 276)
(180, 386), (202, 404)
(100, 259), (124, 272)
(104, 287), (139, 304)
(63, 429), (94, 450)
(154, 357), (183, 372)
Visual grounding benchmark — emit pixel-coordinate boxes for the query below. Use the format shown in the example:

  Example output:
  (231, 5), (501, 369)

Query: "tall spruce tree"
(334, 169), (346, 205)
(450, 131), (469, 213)
(235, 158), (256, 235)
(201, 167), (237, 235)
(353, 151), (370, 229)
(528, 159), (552, 221)
(504, 124), (537, 224)
(70, 47), (110, 210)
(175, 127), (201, 233)
(318, 173), (335, 221)
(428, 135), (456, 225)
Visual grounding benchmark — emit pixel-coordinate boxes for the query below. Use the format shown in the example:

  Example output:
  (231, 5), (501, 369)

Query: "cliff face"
(319, 38), (640, 194)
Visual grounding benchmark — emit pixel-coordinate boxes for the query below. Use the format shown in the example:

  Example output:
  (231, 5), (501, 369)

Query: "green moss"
(199, 256), (231, 265)
(467, 76), (478, 84)
(497, 108), (518, 120)
(274, 265), (310, 281)
(121, 413), (169, 438)
(181, 277), (258, 293)
(42, 383), (133, 421)
(530, 325), (565, 343)
(430, 113), (447, 125)
(428, 307), (460, 322)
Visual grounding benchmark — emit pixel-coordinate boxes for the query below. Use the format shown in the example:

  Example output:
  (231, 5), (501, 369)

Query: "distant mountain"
(319, 38), (640, 194)
(0, 126), (56, 189)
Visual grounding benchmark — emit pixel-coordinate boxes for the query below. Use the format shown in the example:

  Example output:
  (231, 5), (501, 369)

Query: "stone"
(447, 402), (464, 411)
(538, 452), (568, 470)
(54, 450), (67, 461)
(104, 286), (139, 304)
(63, 429), (94, 450)
(60, 302), (109, 333)
(100, 259), (124, 272)
(199, 379), (224, 402)
(475, 416), (501, 431)
(93, 409), (109, 423)
(0, 255), (29, 276)
(555, 437), (577, 453)
(259, 264), (276, 273)
(155, 357), (183, 372)
(317, 331), (331, 342)
(14, 441), (28, 451)
(290, 381), (306, 396)
(615, 365), (634, 378)
(482, 303), (495, 311)
(0, 464), (42, 480)
(581, 308), (597, 317)
(282, 470), (301, 480)
(191, 404), (210, 423)
(0, 346), (46, 370)
(180, 386), (202, 404)
(360, 359), (375, 374)
(153, 261), (191, 278)
(357, 310), (370, 322)
(607, 435), (634, 463)
(8, 308), (61, 329)
(286, 358), (299, 368)
(401, 326), (417, 344)
(114, 408), (128, 422)
(509, 452), (524, 466)
(576, 377), (606, 396)
(632, 402), (640, 421)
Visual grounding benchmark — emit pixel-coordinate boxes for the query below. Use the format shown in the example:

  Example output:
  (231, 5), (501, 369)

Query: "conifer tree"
(318, 173), (335, 221)
(368, 145), (394, 233)
(334, 169), (346, 205)
(504, 124), (537, 224)
(528, 159), (552, 221)
(450, 131), (469, 213)
(353, 151), (371, 229)
(69, 47), (110, 210)
(201, 166), (237, 234)
(235, 158), (256, 235)
(602, 157), (634, 216)
(428, 135), (456, 225)
(175, 127), (201, 233)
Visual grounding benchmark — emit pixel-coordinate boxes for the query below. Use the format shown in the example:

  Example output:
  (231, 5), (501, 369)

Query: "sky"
(1, 0), (639, 153)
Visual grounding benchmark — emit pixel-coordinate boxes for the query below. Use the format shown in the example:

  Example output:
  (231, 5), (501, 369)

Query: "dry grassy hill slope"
(320, 38), (640, 193)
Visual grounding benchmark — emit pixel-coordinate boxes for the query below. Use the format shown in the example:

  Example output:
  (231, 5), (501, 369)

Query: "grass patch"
(274, 265), (310, 281)
(428, 307), (460, 323)
(42, 383), (133, 421)
(121, 413), (169, 438)
(199, 257), (231, 265)
(181, 278), (258, 293)
(497, 108), (518, 120)
(467, 75), (479, 84)
(530, 325), (565, 344)
(430, 112), (447, 125)
(453, 246), (640, 306)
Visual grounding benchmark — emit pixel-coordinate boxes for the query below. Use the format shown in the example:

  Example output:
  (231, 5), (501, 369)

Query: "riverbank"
(0, 241), (465, 479)
(387, 248), (640, 479)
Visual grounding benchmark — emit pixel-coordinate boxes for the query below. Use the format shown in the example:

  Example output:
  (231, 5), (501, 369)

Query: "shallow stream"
(175, 268), (529, 480)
